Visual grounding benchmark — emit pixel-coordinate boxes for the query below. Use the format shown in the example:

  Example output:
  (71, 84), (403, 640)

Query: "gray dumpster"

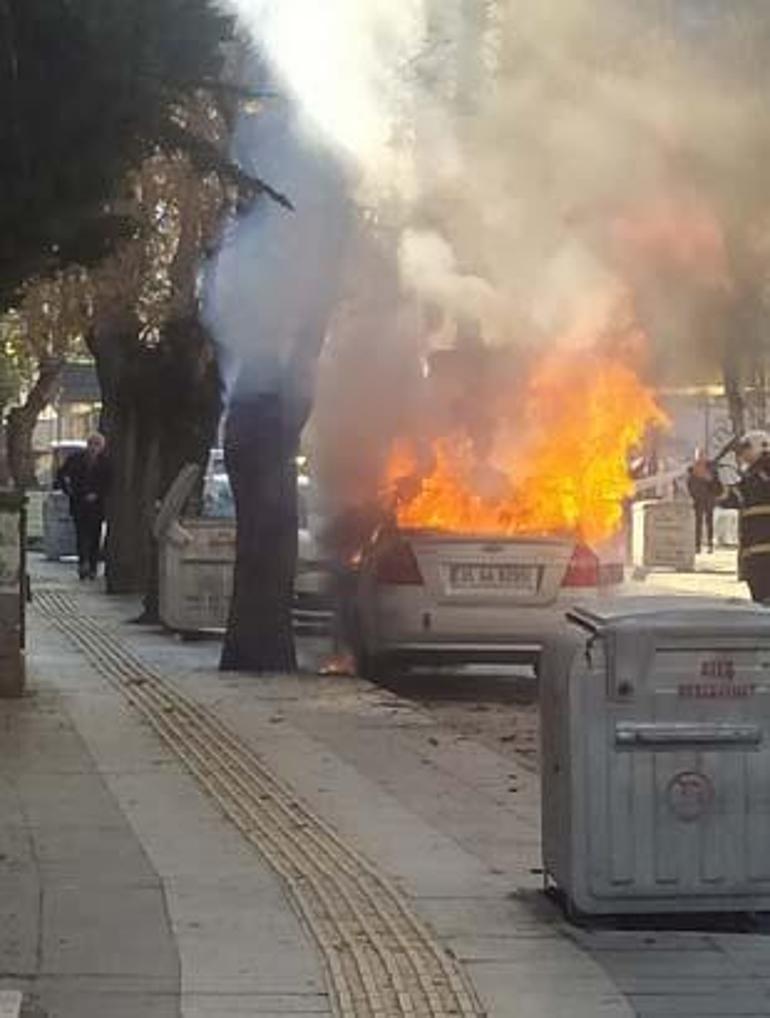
(541, 596), (770, 915)
(631, 500), (695, 572)
(156, 465), (236, 633)
(43, 490), (77, 560)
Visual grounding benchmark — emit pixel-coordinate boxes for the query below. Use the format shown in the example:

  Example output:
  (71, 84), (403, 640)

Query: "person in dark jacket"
(56, 433), (112, 580)
(687, 450), (719, 553)
(717, 430), (770, 603)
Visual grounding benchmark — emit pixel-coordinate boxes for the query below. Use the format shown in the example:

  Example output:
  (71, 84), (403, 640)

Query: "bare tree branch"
(160, 119), (295, 211)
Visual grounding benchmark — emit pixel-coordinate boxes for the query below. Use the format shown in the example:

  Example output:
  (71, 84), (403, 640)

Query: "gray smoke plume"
(217, 1), (770, 505)
(204, 50), (351, 418)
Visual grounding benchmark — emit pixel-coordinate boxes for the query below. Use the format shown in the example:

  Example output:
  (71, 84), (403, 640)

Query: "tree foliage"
(84, 129), (232, 596)
(2, 269), (92, 486)
(0, 0), (240, 305)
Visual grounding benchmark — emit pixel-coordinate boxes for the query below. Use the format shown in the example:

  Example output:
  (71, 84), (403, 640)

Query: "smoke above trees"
(215, 0), (770, 501)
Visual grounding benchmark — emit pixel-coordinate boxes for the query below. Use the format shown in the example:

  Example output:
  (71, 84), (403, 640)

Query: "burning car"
(351, 527), (624, 677)
(349, 326), (664, 677)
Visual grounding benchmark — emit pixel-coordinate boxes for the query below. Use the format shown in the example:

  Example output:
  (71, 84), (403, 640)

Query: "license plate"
(448, 563), (539, 592)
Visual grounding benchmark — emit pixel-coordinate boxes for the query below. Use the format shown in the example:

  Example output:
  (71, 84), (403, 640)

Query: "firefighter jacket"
(719, 453), (770, 573)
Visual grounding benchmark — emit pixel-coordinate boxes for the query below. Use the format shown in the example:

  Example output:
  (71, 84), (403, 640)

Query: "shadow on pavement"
(374, 665), (539, 706)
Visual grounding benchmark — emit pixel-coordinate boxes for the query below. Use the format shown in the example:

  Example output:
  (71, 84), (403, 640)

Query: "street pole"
(705, 393), (711, 457)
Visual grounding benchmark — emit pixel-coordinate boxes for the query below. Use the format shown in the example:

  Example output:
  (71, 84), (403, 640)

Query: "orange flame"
(385, 326), (667, 546)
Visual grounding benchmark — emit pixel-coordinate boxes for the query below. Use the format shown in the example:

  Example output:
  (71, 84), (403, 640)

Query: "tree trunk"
(220, 394), (298, 673)
(89, 321), (155, 594)
(91, 315), (221, 602)
(6, 358), (65, 489)
(141, 316), (221, 621)
(104, 397), (160, 594)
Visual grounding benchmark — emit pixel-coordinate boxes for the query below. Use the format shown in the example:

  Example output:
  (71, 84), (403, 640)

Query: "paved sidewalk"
(0, 651), (181, 1016)
(6, 573), (329, 1018)
(7, 556), (770, 1017)
(635, 548), (745, 600)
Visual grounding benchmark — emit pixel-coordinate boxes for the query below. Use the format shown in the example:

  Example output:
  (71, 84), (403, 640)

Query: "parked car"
(201, 458), (330, 606)
(351, 527), (625, 677)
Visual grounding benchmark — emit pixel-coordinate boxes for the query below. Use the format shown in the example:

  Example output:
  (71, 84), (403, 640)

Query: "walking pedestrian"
(687, 450), (719, 554)
(717, 430), (770, 603)
(56, 433), (112, 580)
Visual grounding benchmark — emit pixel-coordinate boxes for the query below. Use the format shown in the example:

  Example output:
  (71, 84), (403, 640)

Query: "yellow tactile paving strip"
(35, 590), (484, 1018)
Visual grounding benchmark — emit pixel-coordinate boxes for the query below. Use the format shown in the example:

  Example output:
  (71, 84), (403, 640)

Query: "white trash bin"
(158, 519), (235, 633)
(714, 507), (739, 548)
(155, 465), (236, 634)
(155, 462), (332, 634)
(541, 596), (770, 915)
(632, 500), (696, 572)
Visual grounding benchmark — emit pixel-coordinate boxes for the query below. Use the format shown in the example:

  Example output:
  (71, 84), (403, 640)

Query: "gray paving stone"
(467, 960), (632, 1018)
(41, 885), (179, 980)
(417, 894), (563, 939)
(181, 993), (331, 1016)
(621, 976), (765, 995)
(450, 935), (625, 966)
(0, 662), (183, 1018)
(184, 1010), (330, 1018)
(13, 772), (128, 830)
(590, 948), (738, 978)
(31, 823), (158, 886)
(90, 770), (269, 881)
(0, 825), (36, 876)
(0, 875), (39, 976)
(166, 875), (326, 995)
(31, 980), (180, 1018)
(632, 995), (770, 1017)
(0, 725), (93, 777)
(568, 929), (716, 953)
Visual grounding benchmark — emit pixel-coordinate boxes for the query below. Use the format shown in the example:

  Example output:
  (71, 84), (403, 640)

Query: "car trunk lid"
(404, 530), (574, 606)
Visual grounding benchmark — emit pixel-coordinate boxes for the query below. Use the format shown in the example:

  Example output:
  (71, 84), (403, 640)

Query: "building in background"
(32, 361), (101, 487)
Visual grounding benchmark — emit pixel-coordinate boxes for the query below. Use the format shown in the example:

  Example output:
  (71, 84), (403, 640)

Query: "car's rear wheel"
(355, 648), (386, 681)
(350, 609), (381, 680)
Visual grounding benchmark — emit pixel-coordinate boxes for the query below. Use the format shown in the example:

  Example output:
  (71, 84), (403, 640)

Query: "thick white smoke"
(223, 0), (429, 201)
(203, 39), (354, 417)
(214, 0), (770, 502)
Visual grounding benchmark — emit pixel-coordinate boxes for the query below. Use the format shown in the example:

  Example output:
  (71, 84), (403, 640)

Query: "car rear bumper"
(365, 596), (576, 662)
(362, 584), (638, 657)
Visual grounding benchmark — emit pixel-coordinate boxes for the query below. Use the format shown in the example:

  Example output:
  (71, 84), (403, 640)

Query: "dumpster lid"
(154, 464), (202, 540)
(567, 595), (770, 638)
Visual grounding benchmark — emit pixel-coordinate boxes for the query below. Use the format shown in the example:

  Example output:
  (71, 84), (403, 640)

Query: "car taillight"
(562, 544), (600, 588)
(375, 539), (423, 585)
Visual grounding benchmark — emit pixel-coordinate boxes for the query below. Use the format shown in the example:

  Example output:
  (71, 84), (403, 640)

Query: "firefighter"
(717, 430), (770, 603)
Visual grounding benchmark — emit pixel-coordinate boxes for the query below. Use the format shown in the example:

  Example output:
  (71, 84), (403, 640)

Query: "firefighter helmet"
(738, 430), (770, 463)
